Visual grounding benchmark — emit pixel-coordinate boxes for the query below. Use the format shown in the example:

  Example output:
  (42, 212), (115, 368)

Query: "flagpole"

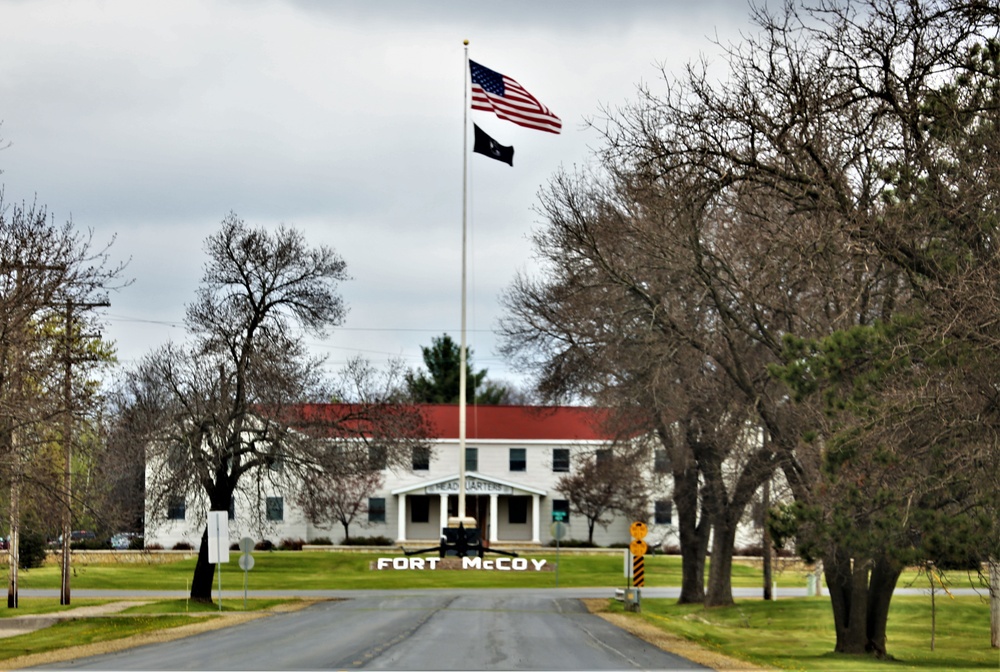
(458, 39), (469, 524)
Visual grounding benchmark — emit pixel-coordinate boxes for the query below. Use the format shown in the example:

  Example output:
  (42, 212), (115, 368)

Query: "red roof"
(282, 404), (620, 442)
(419, 404), (615, 442)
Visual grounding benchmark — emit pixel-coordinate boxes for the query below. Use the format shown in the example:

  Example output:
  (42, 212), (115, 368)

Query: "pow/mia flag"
(472, 123), (514, 166)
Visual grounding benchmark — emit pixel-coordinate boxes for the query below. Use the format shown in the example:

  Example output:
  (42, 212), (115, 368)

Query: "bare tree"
(298, 467), (383, 543)
(499, 164), (802, 606)
(591, 0), (1000, 656)
(505, 0), (1000, 652)
(556, 449), (648, 545)
(108, 213), (419, 602)
(293, 357), (430, 542)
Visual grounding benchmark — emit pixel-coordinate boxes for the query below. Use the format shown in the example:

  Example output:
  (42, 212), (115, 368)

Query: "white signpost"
(550, 521), (567, 587)
(238, 537), (255, 609)
(207, 511), (229, 611)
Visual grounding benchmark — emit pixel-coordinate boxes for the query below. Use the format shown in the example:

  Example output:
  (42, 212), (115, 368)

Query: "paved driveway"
(38, 592), (708, 670)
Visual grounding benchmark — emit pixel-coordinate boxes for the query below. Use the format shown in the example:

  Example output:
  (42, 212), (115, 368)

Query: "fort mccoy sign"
(374, 557), (548, 571)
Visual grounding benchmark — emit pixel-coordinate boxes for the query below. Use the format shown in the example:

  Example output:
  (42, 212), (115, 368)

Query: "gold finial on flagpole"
(463, 39), (469, 45)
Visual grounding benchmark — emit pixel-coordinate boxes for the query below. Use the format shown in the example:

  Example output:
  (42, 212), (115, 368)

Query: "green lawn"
(0, 615), (203, 662)
(0, 552), (993, 670)
(0, 598), (111, 617)
(623, 595), (998, 671)
(122, 598), (294, 614)
(14, 550), (813, 591)
(0, 597), (295, 663)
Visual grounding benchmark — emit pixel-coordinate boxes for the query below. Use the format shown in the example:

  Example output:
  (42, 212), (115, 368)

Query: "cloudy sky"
(0, 0), (753, 391)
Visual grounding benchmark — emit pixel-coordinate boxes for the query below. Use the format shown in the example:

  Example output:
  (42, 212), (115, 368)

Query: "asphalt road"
(37, 592), (708, 671)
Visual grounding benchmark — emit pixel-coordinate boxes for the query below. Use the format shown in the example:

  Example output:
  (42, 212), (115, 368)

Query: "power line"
(104, 313), (500, 335)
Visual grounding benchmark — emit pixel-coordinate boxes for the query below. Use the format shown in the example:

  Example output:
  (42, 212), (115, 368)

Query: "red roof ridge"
(282, 403), (624, 442)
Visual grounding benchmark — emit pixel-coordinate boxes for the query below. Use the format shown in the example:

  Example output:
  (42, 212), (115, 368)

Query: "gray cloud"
(0, 0), (754, 384)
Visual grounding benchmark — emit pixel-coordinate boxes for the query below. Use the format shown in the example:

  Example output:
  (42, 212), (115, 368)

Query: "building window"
(369, 444), (387, 470)
(228, 499), (235, 521)
(368, 497), (386, 523)
(411, 496), (430, 523)
(167, 445), (186, 473)
(509, 448), (526, 471)
(655, 500), (672, 525)
(412, 446), (431, 471)
(552, 499), (570, 522)
(508, 496), (528, 525)
(166, 497), (186, 520)
(266, 497), (284, 522)
(552, 448), (570, 472)
(465, 447), (478, 472)
(654, 449), (671, 473)
(595, 449), (611, 466)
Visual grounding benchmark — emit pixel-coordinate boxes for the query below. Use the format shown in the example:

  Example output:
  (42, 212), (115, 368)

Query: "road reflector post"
(632, 555), (645, 588)
(626, 520), (647, 611)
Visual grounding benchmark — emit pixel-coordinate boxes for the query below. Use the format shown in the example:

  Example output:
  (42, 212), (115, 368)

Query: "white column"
(397, 494), (407, 542)
(439, 494), (449, 532)
(531, 494), (540, 543)
(489, 493), (499, 542)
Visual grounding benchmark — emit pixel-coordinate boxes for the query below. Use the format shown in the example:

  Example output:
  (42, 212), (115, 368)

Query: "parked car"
(56, 530), (97, 545)
(110, 533), (141, 550)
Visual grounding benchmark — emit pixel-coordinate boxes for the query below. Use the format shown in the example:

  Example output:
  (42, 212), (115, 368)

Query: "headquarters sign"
(425, 477), (513, 495)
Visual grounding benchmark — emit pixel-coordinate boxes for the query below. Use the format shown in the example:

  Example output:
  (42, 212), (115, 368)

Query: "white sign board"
(207, 511), (230, 564)
(426, 477), (513, 495)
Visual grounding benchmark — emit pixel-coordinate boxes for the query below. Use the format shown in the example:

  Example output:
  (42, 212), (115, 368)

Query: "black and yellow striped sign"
(632, 555), (645, 587)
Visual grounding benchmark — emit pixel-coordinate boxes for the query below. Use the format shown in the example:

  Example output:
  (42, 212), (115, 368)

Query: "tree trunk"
(7, 455), (18, 609)
(190, 527), (215, 603)
(865, 558), (901, 657)
(706, 513), (738, 607)
(825, 552), (866, 654)
(825, 553), (848, 649)
(190, 484), (235, 603)
(674, 468), (707, 604)
(342, 521), (351, 543)
(824, 552), (900, 658)
(587, 517), (596, 544)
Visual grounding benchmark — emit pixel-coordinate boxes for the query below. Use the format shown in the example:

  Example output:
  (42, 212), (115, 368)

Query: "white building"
(146, 404), (681, 550)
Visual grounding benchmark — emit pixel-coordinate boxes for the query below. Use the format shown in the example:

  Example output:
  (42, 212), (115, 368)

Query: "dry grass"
(581, 598), (772, 671)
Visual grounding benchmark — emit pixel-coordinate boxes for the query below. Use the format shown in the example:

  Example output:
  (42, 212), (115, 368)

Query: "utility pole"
(762, 475), (773, 601)
(7, 431), (19, 609)
(59, 298), (109, 606)
(60, 300), (73, 606)
(0, 261), (66, 609)
(761, 430), (773, 601)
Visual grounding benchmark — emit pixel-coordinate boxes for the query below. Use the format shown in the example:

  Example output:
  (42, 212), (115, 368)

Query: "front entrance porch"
(390, 473), (545, 543)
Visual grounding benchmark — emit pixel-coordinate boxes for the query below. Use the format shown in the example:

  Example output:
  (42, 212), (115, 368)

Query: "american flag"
(469, 60), (561, 134)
